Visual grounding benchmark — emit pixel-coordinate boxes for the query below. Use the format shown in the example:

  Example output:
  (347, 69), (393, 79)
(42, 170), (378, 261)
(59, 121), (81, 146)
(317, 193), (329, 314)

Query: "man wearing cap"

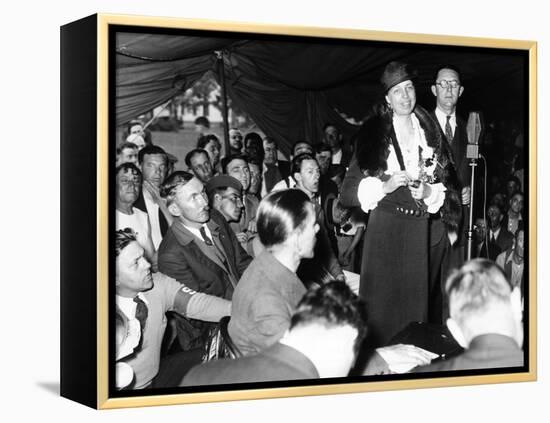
(206, 175), (244, 224)
(157, 171), (252, 352)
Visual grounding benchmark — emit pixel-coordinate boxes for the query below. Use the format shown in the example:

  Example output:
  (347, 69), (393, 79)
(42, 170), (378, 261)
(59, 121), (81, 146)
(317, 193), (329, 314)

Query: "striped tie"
(445, 115), (453, 143)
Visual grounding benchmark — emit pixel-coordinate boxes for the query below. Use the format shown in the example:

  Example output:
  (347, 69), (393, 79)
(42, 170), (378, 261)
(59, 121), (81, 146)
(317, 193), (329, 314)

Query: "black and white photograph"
(109, 18), (533, 402)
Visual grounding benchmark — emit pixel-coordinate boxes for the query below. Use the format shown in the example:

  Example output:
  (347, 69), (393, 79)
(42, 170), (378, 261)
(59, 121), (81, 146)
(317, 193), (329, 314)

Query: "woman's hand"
(382, 171), (410, 194)
(408, 181), (432, 200)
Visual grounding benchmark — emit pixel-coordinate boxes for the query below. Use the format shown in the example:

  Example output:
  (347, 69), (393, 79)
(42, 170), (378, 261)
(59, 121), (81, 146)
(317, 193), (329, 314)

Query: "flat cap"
(205, 175), (243, 195)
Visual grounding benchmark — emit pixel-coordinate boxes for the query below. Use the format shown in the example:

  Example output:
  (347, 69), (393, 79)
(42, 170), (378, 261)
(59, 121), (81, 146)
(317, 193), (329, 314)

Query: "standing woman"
(356, 62), (461, 347)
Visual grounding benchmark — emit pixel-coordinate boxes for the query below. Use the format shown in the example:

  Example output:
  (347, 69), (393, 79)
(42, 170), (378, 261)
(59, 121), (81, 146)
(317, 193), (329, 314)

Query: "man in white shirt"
(115, 228), (231, 389)
(135, 145), (172, 250)
(496, 227), (525, 295)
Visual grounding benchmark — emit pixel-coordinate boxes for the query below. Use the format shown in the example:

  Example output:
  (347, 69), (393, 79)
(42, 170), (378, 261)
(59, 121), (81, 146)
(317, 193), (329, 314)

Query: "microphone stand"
(466, 157), (477, 261)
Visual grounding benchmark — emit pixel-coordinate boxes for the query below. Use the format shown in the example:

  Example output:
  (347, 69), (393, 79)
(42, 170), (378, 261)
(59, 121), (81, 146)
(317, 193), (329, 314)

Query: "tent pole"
(216, 50), (231, 155)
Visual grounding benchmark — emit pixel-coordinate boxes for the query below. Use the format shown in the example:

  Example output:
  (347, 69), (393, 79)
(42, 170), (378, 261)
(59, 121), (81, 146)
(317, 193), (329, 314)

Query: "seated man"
(185, 148), (214, 184)
(206, 175), (244, 225)
(181, 281), (367, 386)
(115, 228), (231, 389)
(228, 189), (318, 356)
(487, 203), (514, 259)
(222, 153), (259, 250)
(115, 163), (156, 269)
(158, 171), (252, 351)
(496, 227), (525, 298)
(414, 258), (524, 372)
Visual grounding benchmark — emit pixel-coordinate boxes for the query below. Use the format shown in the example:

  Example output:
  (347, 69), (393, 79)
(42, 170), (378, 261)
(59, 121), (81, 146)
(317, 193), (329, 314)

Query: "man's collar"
(435, 106), (456, 119)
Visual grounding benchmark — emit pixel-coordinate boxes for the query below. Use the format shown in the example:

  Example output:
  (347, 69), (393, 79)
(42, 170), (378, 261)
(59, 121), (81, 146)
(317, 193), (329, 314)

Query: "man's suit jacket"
(431, 111), (470, 188)
(158, 208), (252, 349)
(134, 190), (169, 236)
(413, 334), (523, 373)
(493, 226), (515, 254)
(180, 342), (319, 386)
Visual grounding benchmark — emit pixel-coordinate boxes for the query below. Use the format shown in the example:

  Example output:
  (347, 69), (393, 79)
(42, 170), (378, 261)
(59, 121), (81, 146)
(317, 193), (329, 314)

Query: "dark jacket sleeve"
(340, 156), (363, 208)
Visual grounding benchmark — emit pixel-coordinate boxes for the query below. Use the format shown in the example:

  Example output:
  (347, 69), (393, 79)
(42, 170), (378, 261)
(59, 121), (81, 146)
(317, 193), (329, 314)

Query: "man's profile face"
(263, 140), (277, 165)
(141, 154), (167, 188)
(431, 68), (464, 112)
(226, 158), (250, 191)
(323, 125), (341, 150)
(116, 168), (141, 204)
(171, 177), (210, 226)
(295, 159), (320, 195)
(229, 129), (243, 151)
(189, 152), (214, 183)
(204, 140), (221, 167)
(116, 241), (153, 297)
(216, 186), (244, 223)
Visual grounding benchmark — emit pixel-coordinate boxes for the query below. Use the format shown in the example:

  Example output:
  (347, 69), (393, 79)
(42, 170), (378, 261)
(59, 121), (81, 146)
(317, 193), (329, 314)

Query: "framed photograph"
(60, 13), (537, 409)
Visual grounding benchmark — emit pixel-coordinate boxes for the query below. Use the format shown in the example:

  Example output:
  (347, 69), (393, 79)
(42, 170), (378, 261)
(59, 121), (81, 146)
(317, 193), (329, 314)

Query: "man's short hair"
(290, 281), (368, 352)
(115, 228), (137, 257)
(194, 116), (210, 128)
(138, 145), (167, 165)
(185, 148), (209, 168)
(314, 143), (332, 155)
(159, 170), (195, 206)
(445, 259), (513, 326)
(506, 175), (521, 188)
(256, 189), (312, 248)
(115, 162), (142, 179)
(196, 134), (221, 150)
(263, 136), (277, 146)
(221, 153), (249, 174)
(116, 141), (138, 155)
(291, 152), (317, 176)
(433, 64), (463, 83)
(322, 122), (339, 133)
(291, 140), (313, 156)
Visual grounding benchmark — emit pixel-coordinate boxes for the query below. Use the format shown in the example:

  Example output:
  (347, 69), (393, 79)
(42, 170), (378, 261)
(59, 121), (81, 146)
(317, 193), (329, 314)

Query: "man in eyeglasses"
(228, 128), (244, 155)
(428, 65), (470, 325)
(206, 175), (244, 224)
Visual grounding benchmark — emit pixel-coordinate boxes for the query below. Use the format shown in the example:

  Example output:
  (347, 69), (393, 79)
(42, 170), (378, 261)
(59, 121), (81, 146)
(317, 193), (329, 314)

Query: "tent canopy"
(116, 31), (526, 155)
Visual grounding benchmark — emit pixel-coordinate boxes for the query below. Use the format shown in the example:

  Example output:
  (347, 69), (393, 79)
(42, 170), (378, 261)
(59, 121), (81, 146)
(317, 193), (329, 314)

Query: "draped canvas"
(115, 32), (525, 153)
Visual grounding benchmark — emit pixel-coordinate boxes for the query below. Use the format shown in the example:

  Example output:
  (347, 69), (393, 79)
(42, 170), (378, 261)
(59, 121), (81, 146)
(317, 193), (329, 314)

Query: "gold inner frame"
(96, 13), (538, 409)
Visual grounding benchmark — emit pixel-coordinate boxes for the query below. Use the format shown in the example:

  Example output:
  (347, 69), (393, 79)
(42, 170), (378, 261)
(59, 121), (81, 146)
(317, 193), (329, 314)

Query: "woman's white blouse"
(358, 114), (446, 214)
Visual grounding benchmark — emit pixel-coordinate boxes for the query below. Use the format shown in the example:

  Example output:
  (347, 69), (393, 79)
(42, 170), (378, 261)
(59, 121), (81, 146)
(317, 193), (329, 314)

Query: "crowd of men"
(114, 64), (526, 390)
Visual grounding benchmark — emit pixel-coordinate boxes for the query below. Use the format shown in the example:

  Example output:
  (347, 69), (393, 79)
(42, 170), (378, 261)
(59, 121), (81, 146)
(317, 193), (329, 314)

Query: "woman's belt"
(376, 201), (429, 218)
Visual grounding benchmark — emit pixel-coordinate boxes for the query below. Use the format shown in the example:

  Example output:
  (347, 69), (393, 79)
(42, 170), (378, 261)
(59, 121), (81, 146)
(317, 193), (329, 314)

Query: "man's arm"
(157, 273), (231, 322)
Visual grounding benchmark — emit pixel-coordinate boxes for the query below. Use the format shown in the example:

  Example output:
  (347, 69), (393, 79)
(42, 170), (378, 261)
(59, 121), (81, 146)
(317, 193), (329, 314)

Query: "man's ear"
(510, 286), (523, 322)
(446, 318), (468, 348)
(458, 85), (464, 97)
(430, 85), (437, 97)
(294, 172), (302, 185)
(168, 202), (181, 217)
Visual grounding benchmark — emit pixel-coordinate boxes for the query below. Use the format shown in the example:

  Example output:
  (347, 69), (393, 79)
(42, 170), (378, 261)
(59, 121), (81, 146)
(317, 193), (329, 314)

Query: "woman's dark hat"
(380, 61), (418, 92)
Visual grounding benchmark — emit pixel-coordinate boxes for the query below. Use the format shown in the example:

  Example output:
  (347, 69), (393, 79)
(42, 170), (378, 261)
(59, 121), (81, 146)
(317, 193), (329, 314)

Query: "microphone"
(466, 111), (483, 159)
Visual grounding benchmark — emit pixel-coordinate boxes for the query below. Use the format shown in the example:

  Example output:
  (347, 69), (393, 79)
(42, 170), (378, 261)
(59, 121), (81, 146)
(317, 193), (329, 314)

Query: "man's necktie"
(199, 226), (213, 246)
(133, 296), (148, 332)
(445, 115), (453, 143)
